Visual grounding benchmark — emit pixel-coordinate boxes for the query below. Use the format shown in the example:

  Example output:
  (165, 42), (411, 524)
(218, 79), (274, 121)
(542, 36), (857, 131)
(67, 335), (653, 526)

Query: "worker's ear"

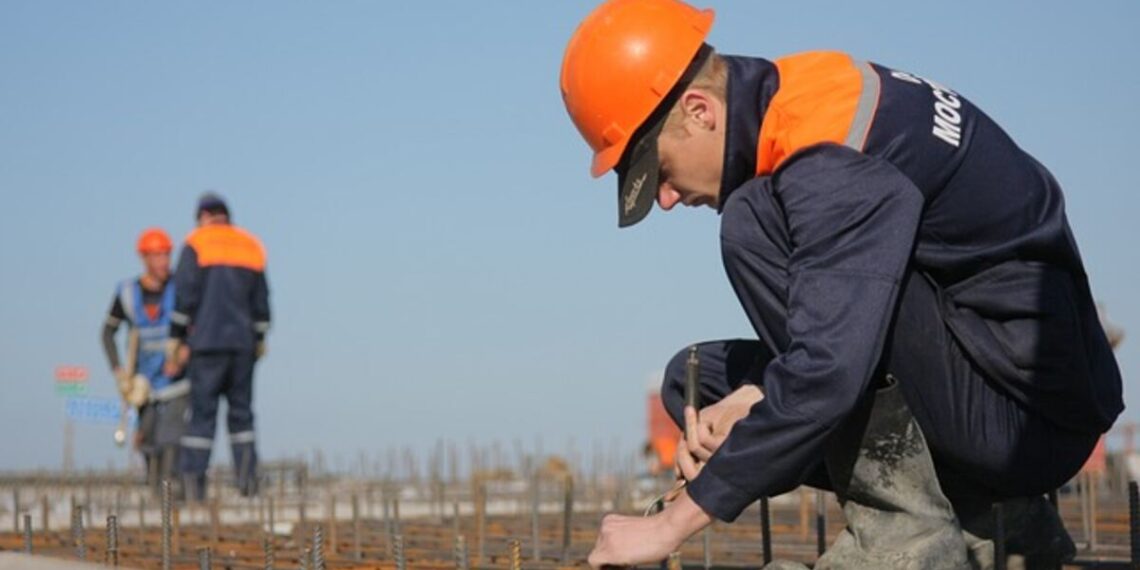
(677, 90), (717, 132)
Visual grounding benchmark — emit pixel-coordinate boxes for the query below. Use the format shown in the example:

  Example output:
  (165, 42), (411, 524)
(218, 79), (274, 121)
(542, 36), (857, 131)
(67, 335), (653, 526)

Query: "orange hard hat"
(136, 227), (173, 254)
(560, 0), (714, 178)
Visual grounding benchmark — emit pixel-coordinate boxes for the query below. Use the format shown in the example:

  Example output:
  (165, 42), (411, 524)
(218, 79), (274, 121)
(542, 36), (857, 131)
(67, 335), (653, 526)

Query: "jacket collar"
(718, 55), (779, 210)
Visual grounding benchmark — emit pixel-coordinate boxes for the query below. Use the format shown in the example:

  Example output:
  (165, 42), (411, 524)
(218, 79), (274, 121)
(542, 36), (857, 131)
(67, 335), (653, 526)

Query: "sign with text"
(54, 365), (89, 382)
(65, 397), (122, 425)
(56, 382), (88, 396)
(55, 365), (90, 396)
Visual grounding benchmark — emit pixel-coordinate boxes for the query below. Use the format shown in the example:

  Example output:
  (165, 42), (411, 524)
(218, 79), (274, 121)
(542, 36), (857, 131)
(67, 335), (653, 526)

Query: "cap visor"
(616, 119), (665, 228)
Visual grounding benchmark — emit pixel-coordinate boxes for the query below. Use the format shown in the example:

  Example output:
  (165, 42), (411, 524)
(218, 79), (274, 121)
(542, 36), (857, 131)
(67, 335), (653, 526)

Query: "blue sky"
(1, 1), (1137, 472)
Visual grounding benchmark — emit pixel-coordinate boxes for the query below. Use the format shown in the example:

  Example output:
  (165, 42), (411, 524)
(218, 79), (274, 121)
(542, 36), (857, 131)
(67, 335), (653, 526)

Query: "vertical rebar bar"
(268, 496), (276, 535)
(1089, 471), (1100, 551)
(455, 534), (469, 570)
(138, 494), (146, 546)
(209, 498), (220, 546)
(561, 477), (573, 563)
(198, 546), (212, 570)
(162, 480), (173, 570)
(41, 495), (49, 533)
(299, 474), (308, 525)
(352, 493), (362, 561)
(385, 497), (396, 558)
(394, 534), (406, 570)
(263, 535), (275, 570)
(994, 503), (1006, 570)
(509, 538), (522, 570)
(299, 548), (311, 570)
(1129, 481), (1139, 569)
(760, 496), (772, 565)
(22, 513), (32, 554)
(815, 489), (826, 557)
(74, 504), (87, 560)
(1080, 471), (1092, 549)
(107, 514), (120, 567)
(475, 483), (486, 564)
(531, 473), (541, 562)
(326, 494), (338, 556)
(84, 483), (92, 527)
(667, 551), (683, 570)
(685, 345), (700, 411)
(312, 523), (325, 570)
(12, 488), (19, 532)
(452, 499), (460, 538)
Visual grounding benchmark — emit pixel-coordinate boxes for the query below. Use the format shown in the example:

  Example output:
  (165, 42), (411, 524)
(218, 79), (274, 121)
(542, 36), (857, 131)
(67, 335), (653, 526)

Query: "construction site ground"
(0, 462), (1135, 569)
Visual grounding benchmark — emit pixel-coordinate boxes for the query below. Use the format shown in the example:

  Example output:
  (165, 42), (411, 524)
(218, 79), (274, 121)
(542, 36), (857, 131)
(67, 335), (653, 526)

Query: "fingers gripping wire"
(643, 345), (702, 518)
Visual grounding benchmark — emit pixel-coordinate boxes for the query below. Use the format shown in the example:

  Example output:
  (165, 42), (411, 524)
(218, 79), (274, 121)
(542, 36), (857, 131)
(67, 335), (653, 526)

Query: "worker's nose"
(657, 184), (682, 211)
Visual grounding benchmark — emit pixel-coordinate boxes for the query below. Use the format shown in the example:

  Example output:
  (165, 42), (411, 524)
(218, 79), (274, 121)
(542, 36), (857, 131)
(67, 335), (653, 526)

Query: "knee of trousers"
(660, 345), (694, 426)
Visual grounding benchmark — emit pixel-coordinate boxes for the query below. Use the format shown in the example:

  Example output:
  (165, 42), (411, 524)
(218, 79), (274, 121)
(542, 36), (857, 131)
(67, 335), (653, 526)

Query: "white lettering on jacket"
(890, 70), (963, 148)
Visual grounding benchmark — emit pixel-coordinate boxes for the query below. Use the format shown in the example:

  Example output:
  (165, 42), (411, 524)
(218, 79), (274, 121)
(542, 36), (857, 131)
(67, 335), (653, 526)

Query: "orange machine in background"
(646, 392), (682, 475)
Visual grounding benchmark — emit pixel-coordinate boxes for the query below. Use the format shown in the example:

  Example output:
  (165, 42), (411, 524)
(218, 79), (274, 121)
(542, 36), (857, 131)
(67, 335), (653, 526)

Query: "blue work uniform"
(663, 52), (1123, 522)
(171, 223), (270, 497)
(105, 278), (189, 490)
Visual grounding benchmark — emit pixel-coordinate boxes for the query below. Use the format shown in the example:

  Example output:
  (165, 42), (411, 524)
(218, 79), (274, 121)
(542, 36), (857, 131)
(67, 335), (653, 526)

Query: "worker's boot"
(957, 495), (1075, 570)
(814, 376), (971, 569)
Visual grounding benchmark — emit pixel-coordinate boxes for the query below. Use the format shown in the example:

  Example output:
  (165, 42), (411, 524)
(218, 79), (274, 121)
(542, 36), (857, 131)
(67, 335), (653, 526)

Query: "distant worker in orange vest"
(102, 227), (188, 493)
(560, 0), (1123, 568)
(167, 193), (271, 500)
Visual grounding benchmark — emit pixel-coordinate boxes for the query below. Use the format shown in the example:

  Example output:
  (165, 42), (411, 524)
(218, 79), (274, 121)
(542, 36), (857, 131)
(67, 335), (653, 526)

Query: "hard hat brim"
(616, 117), (666, 228)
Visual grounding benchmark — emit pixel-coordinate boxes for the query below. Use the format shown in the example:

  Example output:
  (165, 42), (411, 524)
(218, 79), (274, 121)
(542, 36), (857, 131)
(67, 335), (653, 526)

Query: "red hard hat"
(560, 0), (714, 177)
(137, 227), (173, 254)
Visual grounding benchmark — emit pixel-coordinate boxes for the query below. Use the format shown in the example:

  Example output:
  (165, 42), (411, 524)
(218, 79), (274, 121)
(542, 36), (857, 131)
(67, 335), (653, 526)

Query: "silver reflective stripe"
(253, 321), (271, 333)
(152, 380), (190, 402)
(181, 436), (213, 449)
(170, 311), (191, 326)
(118, 282), (136, 324)
(230, 431), (256, 444)
(844, 60), (881, 151)
(141, 341), (166, 352)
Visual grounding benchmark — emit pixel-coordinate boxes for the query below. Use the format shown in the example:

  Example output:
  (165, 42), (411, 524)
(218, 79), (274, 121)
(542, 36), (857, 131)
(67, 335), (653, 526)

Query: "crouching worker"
(558, 1), (1124, 568)
(102, 227), (189, 494)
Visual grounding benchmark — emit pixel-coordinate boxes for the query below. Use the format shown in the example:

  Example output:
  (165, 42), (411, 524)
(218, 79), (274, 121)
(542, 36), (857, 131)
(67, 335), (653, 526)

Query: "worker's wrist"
(661, 488), (713, 541)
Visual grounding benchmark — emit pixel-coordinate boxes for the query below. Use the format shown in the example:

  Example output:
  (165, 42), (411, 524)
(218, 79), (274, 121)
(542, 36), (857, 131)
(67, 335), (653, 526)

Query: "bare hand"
(683, 384), (763, 462)
(587, 490), (712, 569)
(163, 345), (191, 377)
(675, 439), (705, 481)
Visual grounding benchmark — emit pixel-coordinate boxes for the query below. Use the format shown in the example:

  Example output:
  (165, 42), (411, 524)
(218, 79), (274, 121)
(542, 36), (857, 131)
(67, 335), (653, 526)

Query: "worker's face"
(655, 90), (726, 212)
(141, 251), (170, 281)
(197, 211), (229, 227)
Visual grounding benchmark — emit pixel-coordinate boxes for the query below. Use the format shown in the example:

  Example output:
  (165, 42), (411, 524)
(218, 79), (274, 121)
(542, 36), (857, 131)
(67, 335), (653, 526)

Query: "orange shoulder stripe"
(756, 51), (880, 175)
(186, 225), (266, 271)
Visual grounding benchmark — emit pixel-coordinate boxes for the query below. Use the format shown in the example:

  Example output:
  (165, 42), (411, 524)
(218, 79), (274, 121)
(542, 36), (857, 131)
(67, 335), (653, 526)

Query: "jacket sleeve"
(688, 144), (925, 521)
(170, 244), (201, 341)
(101, 292), (125, 370)
(252, 269), (271, 341)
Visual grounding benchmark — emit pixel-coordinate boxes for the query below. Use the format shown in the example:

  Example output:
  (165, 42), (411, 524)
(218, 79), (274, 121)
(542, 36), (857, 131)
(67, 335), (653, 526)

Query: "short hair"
(664, 51), (728, 134)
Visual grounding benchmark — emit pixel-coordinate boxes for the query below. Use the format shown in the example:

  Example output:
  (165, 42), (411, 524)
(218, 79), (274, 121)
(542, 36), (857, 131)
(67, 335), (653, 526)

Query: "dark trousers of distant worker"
(661, 271), (1098, 529)
(180, 350), (259, 499)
